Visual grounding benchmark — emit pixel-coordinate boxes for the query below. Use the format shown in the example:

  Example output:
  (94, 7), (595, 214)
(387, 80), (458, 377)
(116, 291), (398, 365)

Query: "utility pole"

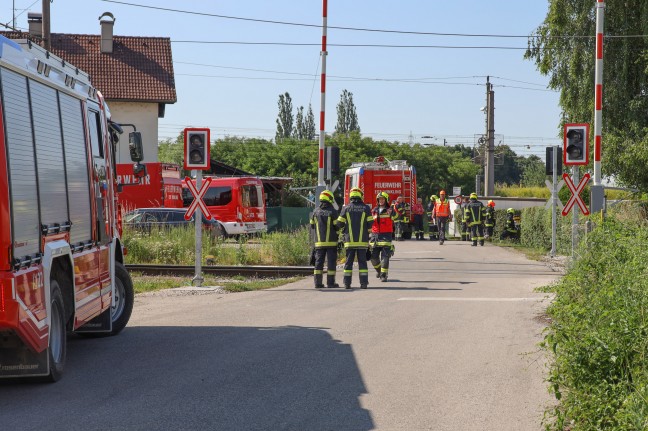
(484, 77), (495, 196)
(42, 0), (51, 51)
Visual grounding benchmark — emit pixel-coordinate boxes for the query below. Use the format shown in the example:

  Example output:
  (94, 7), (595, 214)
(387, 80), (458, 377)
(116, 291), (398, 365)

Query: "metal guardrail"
(125, 264), (312, 278)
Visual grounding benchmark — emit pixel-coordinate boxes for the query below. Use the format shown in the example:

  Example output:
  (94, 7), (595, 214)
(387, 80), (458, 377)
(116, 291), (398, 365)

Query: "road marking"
(398, 297), (549, 302)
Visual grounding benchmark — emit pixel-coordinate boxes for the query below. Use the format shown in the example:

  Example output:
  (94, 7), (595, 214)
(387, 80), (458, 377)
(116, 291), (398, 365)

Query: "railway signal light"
(183, 128), (210, 170)
(563, 123), (589, 166)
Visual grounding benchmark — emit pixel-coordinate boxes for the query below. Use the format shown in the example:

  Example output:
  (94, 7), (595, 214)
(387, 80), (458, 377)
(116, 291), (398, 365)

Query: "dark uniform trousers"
(314, 247), (338, 287)
(370, 233), (392, 279)
(436, 216), (449, 242)
(344, 248), (369, 287)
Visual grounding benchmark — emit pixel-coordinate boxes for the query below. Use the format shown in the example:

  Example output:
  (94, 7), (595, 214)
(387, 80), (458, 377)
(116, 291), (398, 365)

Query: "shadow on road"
(0, 326), (374, 431)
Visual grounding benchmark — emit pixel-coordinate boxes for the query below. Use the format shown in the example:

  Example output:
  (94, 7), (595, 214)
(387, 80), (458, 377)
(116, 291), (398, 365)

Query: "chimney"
(28, 12), (43, 37)
(99, 12), (115, 54)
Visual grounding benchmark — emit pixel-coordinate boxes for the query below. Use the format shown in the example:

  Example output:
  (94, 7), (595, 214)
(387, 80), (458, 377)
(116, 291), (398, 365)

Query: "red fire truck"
(0, 36), (142, 380)
(116, 162), (183, 210)
(182, 176), (267, 236)
(343, 157), (418, 239)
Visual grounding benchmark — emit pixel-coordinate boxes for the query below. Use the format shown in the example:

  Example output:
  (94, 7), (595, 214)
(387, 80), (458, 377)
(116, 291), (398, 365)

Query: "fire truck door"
(87, 108), (110, 246)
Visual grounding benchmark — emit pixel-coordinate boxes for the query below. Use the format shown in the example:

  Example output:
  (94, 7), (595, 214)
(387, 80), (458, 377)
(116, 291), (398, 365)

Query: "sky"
(7, 0), (565, 158)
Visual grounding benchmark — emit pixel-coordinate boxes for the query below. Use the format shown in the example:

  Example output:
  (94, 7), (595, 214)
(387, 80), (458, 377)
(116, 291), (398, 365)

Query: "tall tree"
(275, 92), (293, 142)
(293, 106), (305, 139)
(304, 104), (316, 140)
(525, 0), (648, 188)
(335, 89), (360, 135)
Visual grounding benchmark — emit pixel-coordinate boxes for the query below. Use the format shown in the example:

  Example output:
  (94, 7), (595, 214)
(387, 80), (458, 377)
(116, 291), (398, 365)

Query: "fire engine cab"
(0, 36), (142, 381)
(344, 157), (417, 239)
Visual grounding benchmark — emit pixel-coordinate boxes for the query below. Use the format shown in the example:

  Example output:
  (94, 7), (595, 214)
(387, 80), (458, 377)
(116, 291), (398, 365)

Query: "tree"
(304, 104), (316, 140)
(519, 155), (547, 187)
(525, 0), (648, 189)
(293, 106), (305, 140)
(275, 92), (293, 142)
(335, 89), (360, 135)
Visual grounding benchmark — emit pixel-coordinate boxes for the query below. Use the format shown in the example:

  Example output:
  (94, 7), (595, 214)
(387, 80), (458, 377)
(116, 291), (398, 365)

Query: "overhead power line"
(101, 0), (648, 40)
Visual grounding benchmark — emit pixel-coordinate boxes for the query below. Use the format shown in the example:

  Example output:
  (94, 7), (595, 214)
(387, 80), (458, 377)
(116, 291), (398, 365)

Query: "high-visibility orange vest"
(434, 200), (451, 217)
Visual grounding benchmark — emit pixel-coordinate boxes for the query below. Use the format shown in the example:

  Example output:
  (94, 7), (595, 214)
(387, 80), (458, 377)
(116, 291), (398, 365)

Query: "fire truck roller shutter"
(59, 93), (92, 245)
(29, 79), (68, 232)
(1, 68), (40, 258)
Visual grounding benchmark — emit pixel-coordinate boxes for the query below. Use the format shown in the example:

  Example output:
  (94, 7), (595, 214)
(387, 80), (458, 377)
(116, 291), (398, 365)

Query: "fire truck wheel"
(47, 281), (67, 382)
(110, 262), (134, 335)
(216, 223), (227, 239)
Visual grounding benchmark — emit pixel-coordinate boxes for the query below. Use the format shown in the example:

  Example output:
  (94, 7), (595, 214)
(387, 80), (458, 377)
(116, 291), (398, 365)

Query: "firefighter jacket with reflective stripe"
(505, 213), (518, 233)
(371, 205), (394, 235)
(433, 200), (451, 218)
(464, 199), (485, 226)
(484, 207), (496, 227)
(336, 199), (373, 248)
(391, 202), (407, 221)
(310, 202), (340, 248)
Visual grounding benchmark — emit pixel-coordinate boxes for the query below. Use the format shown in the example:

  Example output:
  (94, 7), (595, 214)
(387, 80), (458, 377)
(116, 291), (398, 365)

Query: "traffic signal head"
(183, 128), (210, 170)
(563, 123), (589, 166)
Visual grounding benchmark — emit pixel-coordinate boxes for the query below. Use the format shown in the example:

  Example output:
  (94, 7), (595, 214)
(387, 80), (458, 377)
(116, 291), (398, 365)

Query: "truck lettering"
(375, 182), (402, 189)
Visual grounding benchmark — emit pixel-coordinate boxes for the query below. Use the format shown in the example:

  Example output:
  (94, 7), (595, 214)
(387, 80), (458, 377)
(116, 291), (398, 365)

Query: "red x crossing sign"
(184, 176), (213, 220)
(562, 172), (590, 216)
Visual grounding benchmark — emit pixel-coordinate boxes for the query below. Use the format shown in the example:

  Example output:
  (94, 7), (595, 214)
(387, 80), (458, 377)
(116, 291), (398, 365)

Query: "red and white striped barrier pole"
(593, 0), (605, 186)
(317, 0), (328, 187)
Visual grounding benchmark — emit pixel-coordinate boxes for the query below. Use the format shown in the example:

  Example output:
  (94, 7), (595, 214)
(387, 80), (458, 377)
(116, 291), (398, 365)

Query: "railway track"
(125, 264), (312, 278)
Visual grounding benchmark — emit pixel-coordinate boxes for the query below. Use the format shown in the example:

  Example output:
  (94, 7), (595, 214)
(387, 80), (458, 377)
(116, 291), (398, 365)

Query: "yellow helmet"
(350, 189), (363, 200)
(430, 194), (438, 201)
(376, 191), (389, 202)
(350, 187), (364, 198)
(319, 190), (334, 203)
(470, 192), (478, 199)
(507, 208), (515, 214)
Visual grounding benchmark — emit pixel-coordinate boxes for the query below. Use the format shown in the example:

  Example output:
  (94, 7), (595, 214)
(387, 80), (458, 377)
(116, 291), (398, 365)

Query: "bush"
(542, 215), (648, 430)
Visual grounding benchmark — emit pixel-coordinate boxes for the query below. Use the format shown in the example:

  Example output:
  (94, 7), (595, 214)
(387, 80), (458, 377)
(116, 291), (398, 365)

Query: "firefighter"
(309, 190), (340, 288)
(391, 195), (407, 241)
(463, 192), (486, 246)
(460, 196), (471, 241)
(427, 194), (439, 241)
(500, 208), (520, 241)
(433, 190), (452, 245)
(484, 200), (496, 240)
(336, 188), (373, 289)
(411, 197), (425, 240)
(370, 192), (395, 282)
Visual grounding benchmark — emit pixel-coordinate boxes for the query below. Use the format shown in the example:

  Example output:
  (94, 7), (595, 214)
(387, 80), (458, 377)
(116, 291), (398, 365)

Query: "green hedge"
(541, 205), (648, 430)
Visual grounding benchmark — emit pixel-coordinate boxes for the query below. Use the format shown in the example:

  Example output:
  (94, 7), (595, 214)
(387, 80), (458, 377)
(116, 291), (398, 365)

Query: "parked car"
(123, 208), (226, 238)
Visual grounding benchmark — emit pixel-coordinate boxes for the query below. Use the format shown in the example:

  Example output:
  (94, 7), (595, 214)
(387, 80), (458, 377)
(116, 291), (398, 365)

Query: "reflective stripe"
(381, 268), (389, 273)
(314, 270), (323, 275)
(326, 216), (331, 244)
(326, 269), (336, 274)
(366, 215), (374, 221)
(375, 241), (391, 246)
(315, 242), (337, 247)
(359, 269), (369, 273)
(347, 212), (353, 241)
(336, 216), (346, 224)
(345, 242), (368, 247)
(344, 270), (353, 274)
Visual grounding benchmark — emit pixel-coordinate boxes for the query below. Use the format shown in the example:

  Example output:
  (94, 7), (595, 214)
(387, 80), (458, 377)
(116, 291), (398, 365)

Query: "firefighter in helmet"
(433, 190), (452, 245)
(459, 196), (471, 241)
(484, 200), (496, 240)
(336, 188), (373, 289)
(309, 189), (340, 288)
(463, 192), (486, 246)
(391, 195), (407, 241)
(500, 208), (520, 241)
(411, 197), (425, 240)
(370, 192), (395, 282)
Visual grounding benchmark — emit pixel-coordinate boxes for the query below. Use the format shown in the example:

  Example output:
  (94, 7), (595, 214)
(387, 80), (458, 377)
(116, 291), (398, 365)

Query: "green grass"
(131, 273), (302, 294)
(123, 225), (311, 266)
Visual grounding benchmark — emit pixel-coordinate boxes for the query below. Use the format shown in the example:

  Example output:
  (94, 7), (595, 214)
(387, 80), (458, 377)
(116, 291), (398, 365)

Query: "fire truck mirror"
(128, 132), (144, 162)
(133, 162), (147, 179)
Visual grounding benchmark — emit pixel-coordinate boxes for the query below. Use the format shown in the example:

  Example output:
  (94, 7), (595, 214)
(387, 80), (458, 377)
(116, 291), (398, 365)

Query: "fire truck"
(0, 36), (143, 380)
(343, 157), (417, 239)
(116, 162), (183, 210)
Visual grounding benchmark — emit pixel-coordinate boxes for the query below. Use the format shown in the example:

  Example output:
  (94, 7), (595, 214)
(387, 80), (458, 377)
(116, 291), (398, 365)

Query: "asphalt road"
(0, 239), (560, 431)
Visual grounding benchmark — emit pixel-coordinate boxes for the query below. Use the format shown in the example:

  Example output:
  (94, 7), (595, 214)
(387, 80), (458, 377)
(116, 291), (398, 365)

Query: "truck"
(116, 162), (183, 210)
(0, 35), (143, 380)
(343, 156), (418, 239)
(182, 176), (267, 236)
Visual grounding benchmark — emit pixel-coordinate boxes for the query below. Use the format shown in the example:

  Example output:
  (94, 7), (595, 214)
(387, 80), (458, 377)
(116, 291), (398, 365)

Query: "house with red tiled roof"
(2, 12), (177, 163)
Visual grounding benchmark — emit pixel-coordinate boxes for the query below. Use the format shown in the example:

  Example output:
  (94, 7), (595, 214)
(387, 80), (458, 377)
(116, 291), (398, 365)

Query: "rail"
(125, 264), (312, 278)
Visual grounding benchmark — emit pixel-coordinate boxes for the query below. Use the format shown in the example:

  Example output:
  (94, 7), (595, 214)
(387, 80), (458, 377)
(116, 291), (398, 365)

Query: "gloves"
(390, 244), (395, 257)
